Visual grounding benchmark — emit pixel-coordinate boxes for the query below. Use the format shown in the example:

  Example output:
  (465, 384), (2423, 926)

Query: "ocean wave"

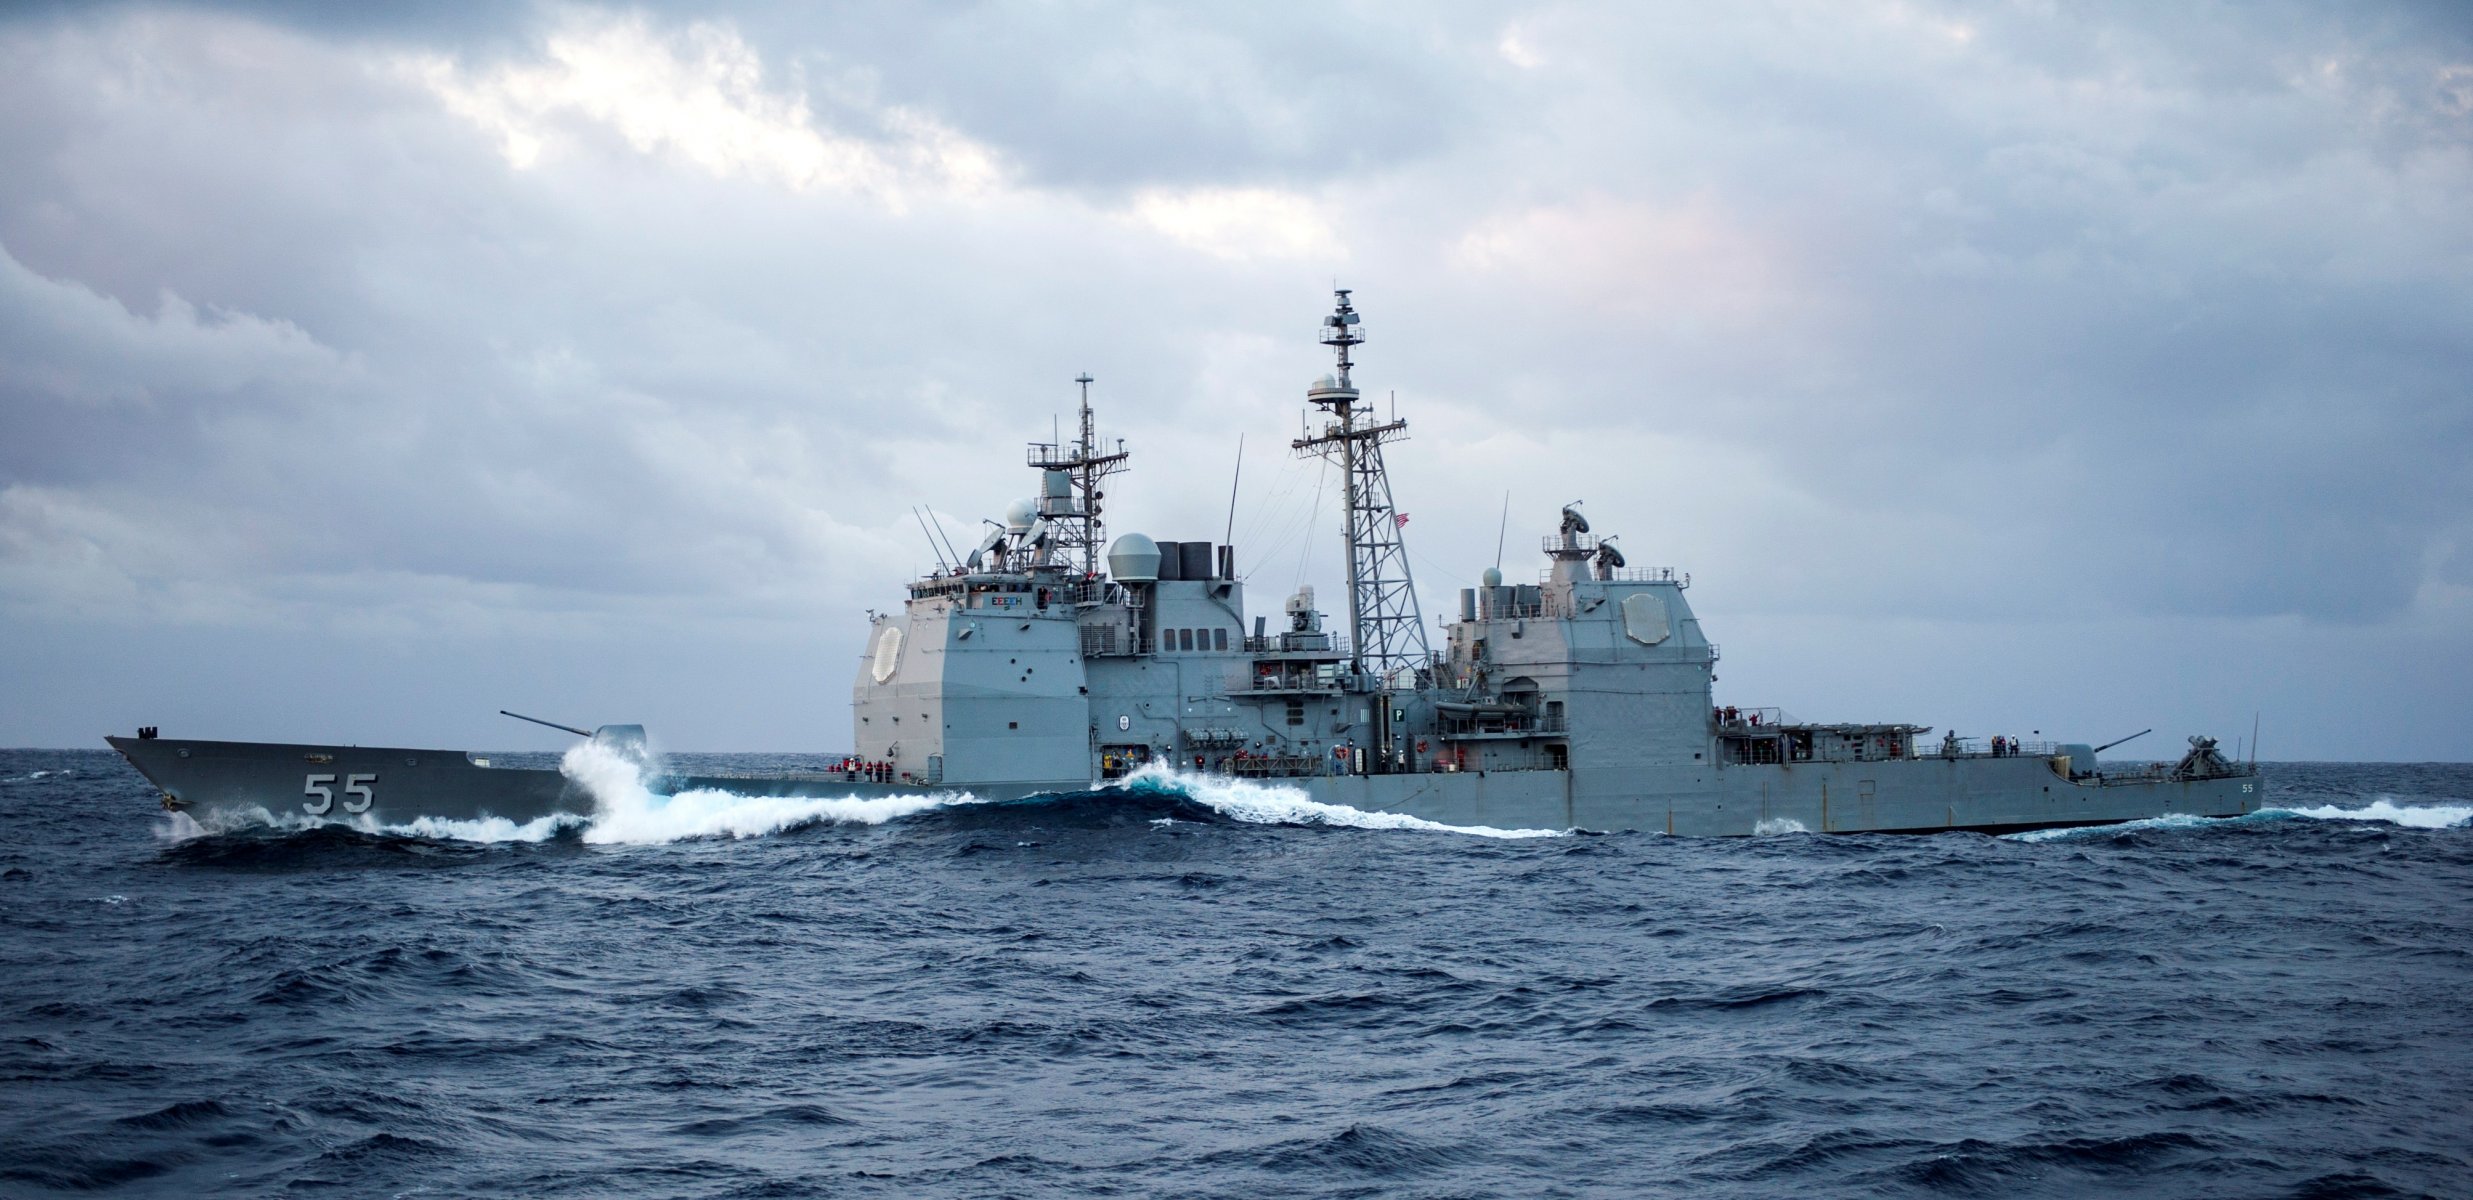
(2004, 813), (2231, 842)
(2267, 797), (2473, 829)
(556, 740), (984, 845)
(1107, 761), (1566, 839)
(2006, 798), (2473, 842)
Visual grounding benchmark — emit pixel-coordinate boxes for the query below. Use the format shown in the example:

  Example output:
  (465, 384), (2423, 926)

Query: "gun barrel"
(499, 710), (594, 737)
(2090, 728), (2153, 755)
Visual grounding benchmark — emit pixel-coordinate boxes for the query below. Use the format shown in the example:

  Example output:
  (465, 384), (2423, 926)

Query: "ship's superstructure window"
(1214, 628), (1228, 651)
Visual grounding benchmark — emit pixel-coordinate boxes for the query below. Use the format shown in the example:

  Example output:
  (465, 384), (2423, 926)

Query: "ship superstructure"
(843, 290), (2261, 833)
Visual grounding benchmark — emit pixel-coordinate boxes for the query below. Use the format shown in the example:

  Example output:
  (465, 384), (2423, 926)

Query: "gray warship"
(110, 290), (2261, 836)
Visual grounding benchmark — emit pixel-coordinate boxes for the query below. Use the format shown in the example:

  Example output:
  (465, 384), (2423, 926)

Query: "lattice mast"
(1292, 290), (1431, 682)
(1027, 373), (1130, 578)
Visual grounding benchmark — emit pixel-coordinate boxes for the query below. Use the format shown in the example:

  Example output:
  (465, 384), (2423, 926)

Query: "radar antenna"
(1292, 289), (1431, 682)
(1027, 373), (1131, 578)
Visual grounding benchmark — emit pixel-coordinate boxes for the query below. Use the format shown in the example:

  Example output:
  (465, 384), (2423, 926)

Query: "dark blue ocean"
(3, 750), (2469, 1198)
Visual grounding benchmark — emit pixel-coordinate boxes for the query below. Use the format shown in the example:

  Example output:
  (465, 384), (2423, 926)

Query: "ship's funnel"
(1107, 532), (1161, 582)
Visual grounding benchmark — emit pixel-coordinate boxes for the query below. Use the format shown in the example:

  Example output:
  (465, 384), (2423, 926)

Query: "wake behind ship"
(110, 291), (2260, 835)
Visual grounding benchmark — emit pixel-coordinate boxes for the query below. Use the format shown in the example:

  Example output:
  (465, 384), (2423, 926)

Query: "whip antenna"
(1493, 490), (1510, 575)
(1223, 433), (1245, 563)
(912, 507), (950, 572)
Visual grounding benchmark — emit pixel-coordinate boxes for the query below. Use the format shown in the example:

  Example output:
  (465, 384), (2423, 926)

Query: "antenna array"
(1292, 290), (1431, 682)
(1027, 373), (1131, 578)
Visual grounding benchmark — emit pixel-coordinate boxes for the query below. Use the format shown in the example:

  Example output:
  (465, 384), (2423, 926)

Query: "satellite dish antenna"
(1561, 503), (1590, 536)
(1595, 536), (1626, 570)
(973, 520), (1008, 569)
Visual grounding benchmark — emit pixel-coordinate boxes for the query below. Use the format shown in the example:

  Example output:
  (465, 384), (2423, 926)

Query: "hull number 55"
(303, 773), (377, 815)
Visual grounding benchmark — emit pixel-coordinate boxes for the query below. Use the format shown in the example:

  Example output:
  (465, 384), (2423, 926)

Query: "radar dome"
(1003, 498), (1039, 534)
(1107, 532), (1161, 582)
(1481, 566), (1503, 588)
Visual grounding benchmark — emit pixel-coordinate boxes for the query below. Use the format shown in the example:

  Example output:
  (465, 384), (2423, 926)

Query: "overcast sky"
(3, 1), (2467, 759)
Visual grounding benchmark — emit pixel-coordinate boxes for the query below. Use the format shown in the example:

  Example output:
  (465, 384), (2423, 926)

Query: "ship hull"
(1301, 756), (2262, 835)
(110, 736), (2255, 837)
(110, 736), (581, 829)
(106, 736), (1084, 831)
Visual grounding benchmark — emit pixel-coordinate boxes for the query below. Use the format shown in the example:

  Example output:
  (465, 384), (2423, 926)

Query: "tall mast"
(1292, 289), (1431, 682)
(1028, 373), (1129, 578)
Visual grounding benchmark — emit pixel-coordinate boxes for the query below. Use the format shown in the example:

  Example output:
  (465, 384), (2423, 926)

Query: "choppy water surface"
(3, 751), (2468, 1197)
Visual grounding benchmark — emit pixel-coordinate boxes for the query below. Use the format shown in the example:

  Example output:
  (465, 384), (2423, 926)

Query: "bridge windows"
(1160, 627), (1232, 652)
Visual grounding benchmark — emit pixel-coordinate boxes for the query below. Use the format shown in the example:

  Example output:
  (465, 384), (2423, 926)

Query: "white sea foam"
(2007, 798), (2473, 842)
(2268, 797), (2473, 829)
(553, 740), (984, 845)
(1113, 761), (1566, 839)
(388, 812), (585, 843)
(2005, 812), (2224, 842)
(155, 811), (207, 843)
(156, 803), (354, 842)
(1753, 817), (1810, 835)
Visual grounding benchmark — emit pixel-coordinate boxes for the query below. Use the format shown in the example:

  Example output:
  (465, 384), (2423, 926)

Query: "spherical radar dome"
(1004, 497), (1040, 533)
(1107, 532), (1162, 582)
